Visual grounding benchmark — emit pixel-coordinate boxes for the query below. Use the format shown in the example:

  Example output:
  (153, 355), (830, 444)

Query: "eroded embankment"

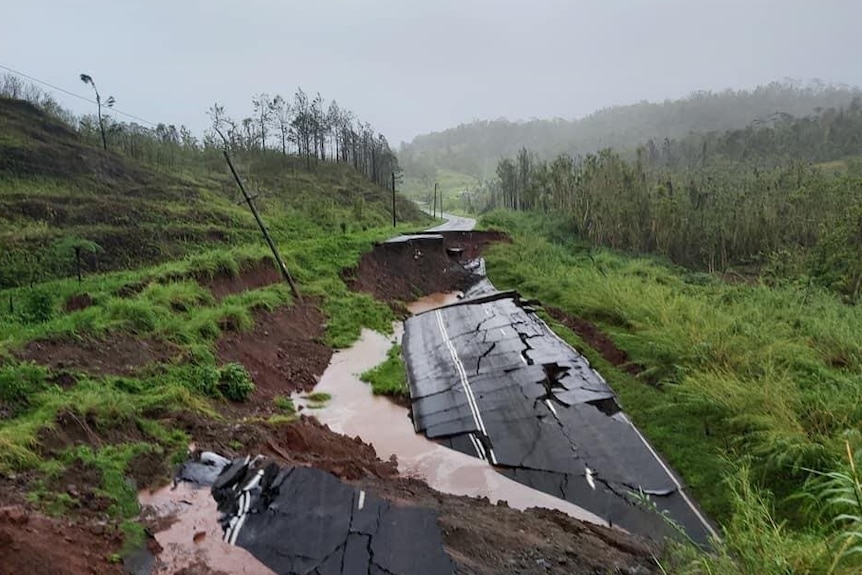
(343, 230), (508, 304)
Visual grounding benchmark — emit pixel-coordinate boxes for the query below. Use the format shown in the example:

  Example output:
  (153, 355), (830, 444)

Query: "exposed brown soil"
(16, 334), (179, 377)
(439, 229), (510, 260)
(361, 476), (658, 575)
(64, 293), (93, 312)
(202, 258), (281, 301)
(173, 562), (230, 575)
(0, 505), (124, 575)
(546, 306), (654, 384)
(48, 458), (112, 517)
(345, 231), (507, 304)
(38, 408), (146, 456)
(127, 450), (171, 490)
(216, 301), (332, 410)
(260, 416), (399, 480)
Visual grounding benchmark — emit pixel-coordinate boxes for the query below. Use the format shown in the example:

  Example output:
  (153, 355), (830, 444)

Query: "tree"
(292, 88), (312, 167)
(269, 95), (292, 155)
(327, 100), (341, 161)
(252, 93), (272, 152)
(79, 73), (115, 150)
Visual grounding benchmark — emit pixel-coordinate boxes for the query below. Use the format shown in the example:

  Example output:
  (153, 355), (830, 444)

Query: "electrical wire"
(0, 62), (158, 126)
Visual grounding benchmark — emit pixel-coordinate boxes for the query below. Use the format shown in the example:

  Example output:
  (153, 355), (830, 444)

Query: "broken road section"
(174, 453), (457, 575)
(403, 290), (718, 545)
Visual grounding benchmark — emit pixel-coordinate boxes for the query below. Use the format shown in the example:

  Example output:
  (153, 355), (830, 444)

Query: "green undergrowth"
(361, 344), (409, 398)
(0, 220), (416, 555)
(482, 210), (862, 574)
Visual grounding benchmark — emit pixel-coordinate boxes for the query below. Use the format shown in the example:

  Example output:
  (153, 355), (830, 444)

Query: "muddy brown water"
(298, 292), (606, 525)
(139, 482), (276, 575)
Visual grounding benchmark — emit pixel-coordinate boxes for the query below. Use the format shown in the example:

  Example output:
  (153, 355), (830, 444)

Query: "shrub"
(0, 362), (49, 410)
(218, 363), (254, 401)
(274, 396), (295, 413)
(21, 288), (55, 323)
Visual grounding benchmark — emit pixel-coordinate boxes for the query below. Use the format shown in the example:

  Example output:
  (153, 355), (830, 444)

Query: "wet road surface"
(425, 212), (476, 232)
(402, 264), (717, 544)
(212, 458), (455, 575)
(300, 295), (605, 524)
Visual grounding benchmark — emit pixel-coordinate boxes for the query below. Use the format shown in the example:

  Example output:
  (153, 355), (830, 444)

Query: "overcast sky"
(2, 0), (860, 145)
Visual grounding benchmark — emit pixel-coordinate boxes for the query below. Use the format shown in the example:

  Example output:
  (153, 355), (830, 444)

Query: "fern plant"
(820, 441), (862, 574)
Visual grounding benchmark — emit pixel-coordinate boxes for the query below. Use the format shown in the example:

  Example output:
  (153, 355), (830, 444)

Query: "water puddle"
(302, 292), (607, 525)
(138, 482), (276, 575)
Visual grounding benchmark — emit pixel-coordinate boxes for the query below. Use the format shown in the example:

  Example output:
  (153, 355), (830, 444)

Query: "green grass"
(481, 210), (862, 574)
(304, 392), (331, 403)
(274, 396), (295, 413)
(360, 344), (408, 397)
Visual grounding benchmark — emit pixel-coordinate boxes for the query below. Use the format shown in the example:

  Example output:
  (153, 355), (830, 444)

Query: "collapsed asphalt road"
(181, 453), (455, 575)
(403, 287), (718, 546)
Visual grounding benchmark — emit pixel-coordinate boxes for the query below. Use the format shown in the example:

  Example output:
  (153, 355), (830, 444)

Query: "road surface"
(203, 457), (455, 575)
(401, 215), (717, 545)
(426, 211), (476, 231)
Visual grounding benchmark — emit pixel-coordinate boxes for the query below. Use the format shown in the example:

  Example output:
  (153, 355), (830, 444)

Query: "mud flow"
(138, 482), (275, 575)
(297, 292), (605, 525)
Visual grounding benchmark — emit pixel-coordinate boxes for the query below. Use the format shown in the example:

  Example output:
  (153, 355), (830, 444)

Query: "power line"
(0, 62), (158, 127)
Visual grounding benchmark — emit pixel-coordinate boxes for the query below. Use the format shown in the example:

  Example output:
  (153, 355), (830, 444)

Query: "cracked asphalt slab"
(403, 290), (718, 545)
(211, 457), (455, 575)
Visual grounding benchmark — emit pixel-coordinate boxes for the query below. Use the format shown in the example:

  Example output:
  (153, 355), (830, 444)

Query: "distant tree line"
(480, 104), (862, 301)
(400, 81), (862, 179)
(0, 73), (399, 189)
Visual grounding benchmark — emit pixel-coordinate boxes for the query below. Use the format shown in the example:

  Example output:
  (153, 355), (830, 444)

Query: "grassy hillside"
(0, 93), (431, 560)
(0, 97), (424, 288)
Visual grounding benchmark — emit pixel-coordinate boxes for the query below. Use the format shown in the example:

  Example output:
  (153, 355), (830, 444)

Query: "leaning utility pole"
(216, 130), (301, 302)
(391, 171), (396, 227)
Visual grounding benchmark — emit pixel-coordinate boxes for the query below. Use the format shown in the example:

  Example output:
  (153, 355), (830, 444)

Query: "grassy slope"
(481, 210), (862, 574)
(0, 97), (428, 554)
(0, 97), (425, 288)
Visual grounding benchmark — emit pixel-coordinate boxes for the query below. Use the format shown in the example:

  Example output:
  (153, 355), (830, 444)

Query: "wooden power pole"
(391, 171), (396, 227)
(222, 149), (302, 302)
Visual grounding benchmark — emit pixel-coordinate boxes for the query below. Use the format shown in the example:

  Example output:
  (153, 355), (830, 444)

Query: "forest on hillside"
(401, 81), (861, 178)
(477, 101), (862, 300)
(0, 73), (400, 189)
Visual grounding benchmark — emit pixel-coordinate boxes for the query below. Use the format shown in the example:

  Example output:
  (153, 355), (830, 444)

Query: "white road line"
(357, 490), (366, 510)
(435, 309), (497, 465)
(229, 513), (247, 545)
(619, 413), (720, 541)
(467, 433), (486, 460)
